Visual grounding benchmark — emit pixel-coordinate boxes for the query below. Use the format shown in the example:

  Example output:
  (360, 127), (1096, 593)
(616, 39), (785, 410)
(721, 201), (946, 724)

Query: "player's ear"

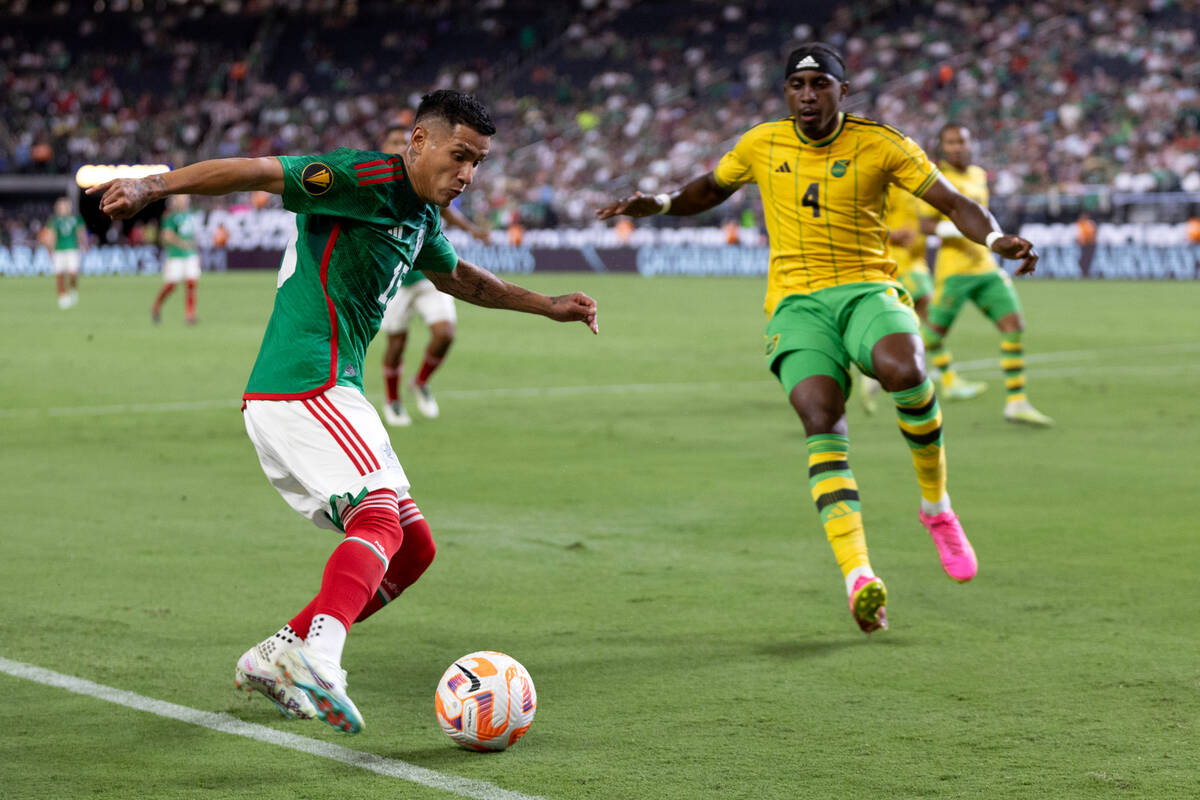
(410, 125), (428, 156)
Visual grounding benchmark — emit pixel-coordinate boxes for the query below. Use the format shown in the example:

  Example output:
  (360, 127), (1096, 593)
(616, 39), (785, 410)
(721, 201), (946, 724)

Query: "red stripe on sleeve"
(356, 165), (405, 178)
(358, 176), (403, 186)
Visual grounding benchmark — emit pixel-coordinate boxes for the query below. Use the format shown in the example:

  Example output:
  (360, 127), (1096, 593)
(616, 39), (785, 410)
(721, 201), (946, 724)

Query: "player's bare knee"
(788, 379), (847, 435)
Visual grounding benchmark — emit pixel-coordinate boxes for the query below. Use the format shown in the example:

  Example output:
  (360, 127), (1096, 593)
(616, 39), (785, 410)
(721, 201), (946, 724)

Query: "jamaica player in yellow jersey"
(921, 124), (1054, 426)
(598, 43), (1039, 634)
(859, 183), (936, 412)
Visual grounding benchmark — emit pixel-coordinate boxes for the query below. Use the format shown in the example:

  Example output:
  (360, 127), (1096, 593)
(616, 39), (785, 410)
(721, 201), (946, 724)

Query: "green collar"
(794, 112), (845, 148)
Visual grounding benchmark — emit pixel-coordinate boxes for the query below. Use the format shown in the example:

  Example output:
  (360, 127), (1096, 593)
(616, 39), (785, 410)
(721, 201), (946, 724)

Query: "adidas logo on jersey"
(342, 364), (357, 377)
(794, 55), (820, 71)
(775, 162), (792, 173)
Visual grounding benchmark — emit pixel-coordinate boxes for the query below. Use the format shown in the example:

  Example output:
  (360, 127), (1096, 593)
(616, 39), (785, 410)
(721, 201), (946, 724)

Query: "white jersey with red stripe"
(243, 385), (410, 531)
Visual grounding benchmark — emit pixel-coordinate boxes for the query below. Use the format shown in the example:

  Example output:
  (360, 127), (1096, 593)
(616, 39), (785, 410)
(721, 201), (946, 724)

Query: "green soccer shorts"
(765, 282), (921, 396)
(928, 270), (1022, 329)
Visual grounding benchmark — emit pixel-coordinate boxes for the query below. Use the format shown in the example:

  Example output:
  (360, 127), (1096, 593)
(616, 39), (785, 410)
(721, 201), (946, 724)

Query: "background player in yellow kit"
(598, 43), (1039, 634)
(921, 124), (1054, 426)
(861, 183), (936, 412)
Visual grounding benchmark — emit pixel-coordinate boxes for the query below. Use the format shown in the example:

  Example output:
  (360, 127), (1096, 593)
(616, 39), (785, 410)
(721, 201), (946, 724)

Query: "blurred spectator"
(1076, 212), (1098, 276)
(2, 0), (1198, 230)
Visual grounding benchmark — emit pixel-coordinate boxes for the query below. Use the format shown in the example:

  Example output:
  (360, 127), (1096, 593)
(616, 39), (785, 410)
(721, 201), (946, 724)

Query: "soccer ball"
(435, 651), (537, 751)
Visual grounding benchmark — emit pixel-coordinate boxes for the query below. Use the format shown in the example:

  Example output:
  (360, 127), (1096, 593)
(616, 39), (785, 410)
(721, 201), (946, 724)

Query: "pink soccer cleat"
(849, 575), (888, 633)
(919, 509), (977, 582)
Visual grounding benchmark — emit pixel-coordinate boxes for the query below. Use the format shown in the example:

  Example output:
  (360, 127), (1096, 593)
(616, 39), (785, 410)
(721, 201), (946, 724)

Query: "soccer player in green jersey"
(598, 44), (1038, 634)
(44, 197), (87, 309)
(153, 194), (202, 324)
(377, 123), (492, 426)
(91, 90), (597, 733)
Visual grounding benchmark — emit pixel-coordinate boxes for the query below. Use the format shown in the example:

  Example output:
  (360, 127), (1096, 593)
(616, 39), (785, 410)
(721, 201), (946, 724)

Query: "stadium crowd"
(2, 0), (1198, 239)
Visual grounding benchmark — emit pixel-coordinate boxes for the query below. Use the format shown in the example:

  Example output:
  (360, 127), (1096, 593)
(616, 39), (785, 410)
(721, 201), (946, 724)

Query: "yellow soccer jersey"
(927, 163), (996, 278)
(713, 112), (940, 316)
(884, 183), (929, 277)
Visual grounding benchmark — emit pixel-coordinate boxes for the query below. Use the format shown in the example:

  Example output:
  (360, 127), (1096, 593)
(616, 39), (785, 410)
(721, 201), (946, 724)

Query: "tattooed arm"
(86, 158), (285, 220)
(425, 260), (598, 334)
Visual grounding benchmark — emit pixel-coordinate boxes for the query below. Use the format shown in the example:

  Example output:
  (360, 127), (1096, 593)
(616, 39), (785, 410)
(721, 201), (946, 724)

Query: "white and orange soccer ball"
(435, 651), (537, 751)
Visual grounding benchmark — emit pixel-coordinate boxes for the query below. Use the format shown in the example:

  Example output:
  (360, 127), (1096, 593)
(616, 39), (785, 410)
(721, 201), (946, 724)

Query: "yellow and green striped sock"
(892, 379), (947, 503)
(1001, 332), (1026, 403)
(807, 434), (870, 579)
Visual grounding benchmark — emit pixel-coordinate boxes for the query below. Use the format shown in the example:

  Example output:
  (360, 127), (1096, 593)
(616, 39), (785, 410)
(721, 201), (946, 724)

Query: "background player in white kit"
(377, 123), (492, 425)
(89, 90), (598, 734)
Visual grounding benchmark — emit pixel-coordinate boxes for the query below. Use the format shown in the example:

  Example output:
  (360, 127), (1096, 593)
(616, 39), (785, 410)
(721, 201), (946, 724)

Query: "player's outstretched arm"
(922, 177), (1039, 275)
(86, 158), (285, 220)
(426, 260), (598, 334)
(595, 172), (736, 220)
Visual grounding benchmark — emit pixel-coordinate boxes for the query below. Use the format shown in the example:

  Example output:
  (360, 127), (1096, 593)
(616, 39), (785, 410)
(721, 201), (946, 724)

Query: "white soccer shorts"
(52, 250), (80, 275)
(163, 254), (201, 283)
(243, 385), (410, 532)
(380, 279), (457, 335)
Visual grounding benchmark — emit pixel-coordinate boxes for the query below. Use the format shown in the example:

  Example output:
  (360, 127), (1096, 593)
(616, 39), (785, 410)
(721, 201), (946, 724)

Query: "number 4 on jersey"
(802, 182), (821, 218)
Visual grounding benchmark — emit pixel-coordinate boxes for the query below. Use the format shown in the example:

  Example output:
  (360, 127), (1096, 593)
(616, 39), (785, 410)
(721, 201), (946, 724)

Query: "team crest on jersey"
(830, 159), (851, 178)
(765, 333), (780, 357)
(301, 162), (334, 196)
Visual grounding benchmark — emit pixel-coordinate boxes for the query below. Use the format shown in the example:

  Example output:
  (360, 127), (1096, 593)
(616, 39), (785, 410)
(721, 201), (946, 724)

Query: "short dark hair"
(938, 122), (968, 141)
(414, 90), (496, 136)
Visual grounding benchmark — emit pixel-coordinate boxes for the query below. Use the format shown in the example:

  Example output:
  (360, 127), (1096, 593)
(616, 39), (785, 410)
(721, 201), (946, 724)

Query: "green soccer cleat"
(849, 575), (888, 634)
(1004, 400), (1054, 427)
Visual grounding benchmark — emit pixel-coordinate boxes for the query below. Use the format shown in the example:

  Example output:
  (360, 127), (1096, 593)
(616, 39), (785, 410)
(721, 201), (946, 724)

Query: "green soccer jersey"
(400, 268), (430, 287)
(49, 215), (83, 251)
(243, 148), (459, 399)
(161, 210), (199, 257)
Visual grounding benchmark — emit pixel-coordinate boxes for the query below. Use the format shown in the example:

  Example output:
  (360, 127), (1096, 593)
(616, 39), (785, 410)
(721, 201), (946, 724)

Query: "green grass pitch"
(1, 271), (1197, 799)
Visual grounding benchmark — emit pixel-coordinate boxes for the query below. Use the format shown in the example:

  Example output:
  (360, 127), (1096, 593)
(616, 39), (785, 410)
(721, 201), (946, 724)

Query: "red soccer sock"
(288, 490), (403, 634)
(55, 274), (66, 296)
(356, 497), (437, 623)
(415, 351), (443, 386)
(184, 279), (197, 319)
(384, 365), (401, 404)
(153, 283), (176, 312)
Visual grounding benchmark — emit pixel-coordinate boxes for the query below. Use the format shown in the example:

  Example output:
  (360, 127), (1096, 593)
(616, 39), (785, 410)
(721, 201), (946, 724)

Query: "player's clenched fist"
(86, 174), (167, 220)
(549, 292), (599, 334)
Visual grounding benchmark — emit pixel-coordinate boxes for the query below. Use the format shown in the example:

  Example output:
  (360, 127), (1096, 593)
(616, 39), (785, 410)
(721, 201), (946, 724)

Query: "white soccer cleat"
(411, 382), (440, 419)
(276, 646), (364, 734)
(382, 401), (411, 426)
(57, 294), (71, 310)
(235, 644), (317, 720)
(1004, 399), (1054, 427)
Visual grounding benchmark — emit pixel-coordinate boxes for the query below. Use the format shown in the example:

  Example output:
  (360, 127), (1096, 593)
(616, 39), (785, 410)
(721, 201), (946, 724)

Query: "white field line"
(1, 342), (1197, 419)
(0, 656), (544, 800)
